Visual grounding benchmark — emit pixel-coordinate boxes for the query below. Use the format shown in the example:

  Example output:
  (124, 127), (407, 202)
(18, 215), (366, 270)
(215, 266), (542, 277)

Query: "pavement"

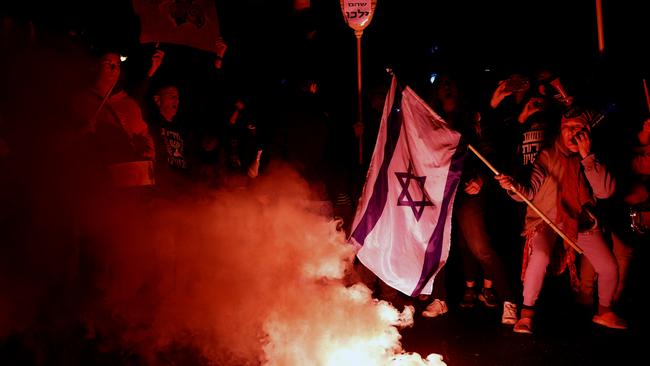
(2, 239), (647, 366)
(401, 246), (648, 366)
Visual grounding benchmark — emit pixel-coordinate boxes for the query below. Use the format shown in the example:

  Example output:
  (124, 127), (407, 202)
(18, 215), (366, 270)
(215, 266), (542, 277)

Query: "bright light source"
(429, 73), (437, 84)
(120, 55), (128, 62)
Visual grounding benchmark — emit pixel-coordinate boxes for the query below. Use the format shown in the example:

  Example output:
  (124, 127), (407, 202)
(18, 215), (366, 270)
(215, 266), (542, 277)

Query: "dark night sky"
(4, 0), (647, 71)
(2, 0), (648, 116)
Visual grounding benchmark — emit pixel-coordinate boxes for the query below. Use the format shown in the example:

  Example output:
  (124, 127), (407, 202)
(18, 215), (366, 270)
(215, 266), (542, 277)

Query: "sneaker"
(460, 287), (477, 308)
(513, 317), (533, 334)
(592, 312), (628, 330)
(502, 301), (518, 325)
(422, 299), (448, 318)
(479, 287), (498, 308)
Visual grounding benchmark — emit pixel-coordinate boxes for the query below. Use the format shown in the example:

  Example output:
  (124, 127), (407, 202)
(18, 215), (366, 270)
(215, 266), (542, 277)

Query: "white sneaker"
(422, 299), (448, 318)
(502, 301), (518, 325)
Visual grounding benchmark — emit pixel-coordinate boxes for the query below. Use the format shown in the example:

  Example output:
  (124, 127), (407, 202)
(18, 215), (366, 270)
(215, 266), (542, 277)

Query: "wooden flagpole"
(340, 0), (377, 166)
(467, 144), (583, 254)
(643, 79), (650, 113)
(356, 30), (364, 165)
(596, 0), (605, 55)
(88, 80), (117, 133)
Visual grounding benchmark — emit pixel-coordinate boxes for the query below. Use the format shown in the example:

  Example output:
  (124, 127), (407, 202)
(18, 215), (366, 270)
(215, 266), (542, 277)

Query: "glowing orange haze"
(1, 162), (445, 365)
(0, 35), (447, 365)
(92, 165), (445, 365)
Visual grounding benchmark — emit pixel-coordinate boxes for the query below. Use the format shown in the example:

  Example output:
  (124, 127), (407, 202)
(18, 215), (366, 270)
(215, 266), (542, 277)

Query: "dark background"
(3, 0), (648, 104)
(5, 0), (646, 155)
(1, 2), (649, 365)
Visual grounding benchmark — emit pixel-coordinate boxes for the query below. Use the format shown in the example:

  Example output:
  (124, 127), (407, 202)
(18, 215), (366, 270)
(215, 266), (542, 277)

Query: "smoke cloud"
(0, 28), (443, 366)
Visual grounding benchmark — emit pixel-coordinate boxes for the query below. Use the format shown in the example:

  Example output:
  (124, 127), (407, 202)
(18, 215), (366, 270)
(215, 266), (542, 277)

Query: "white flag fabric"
(350, 76), (465, 296)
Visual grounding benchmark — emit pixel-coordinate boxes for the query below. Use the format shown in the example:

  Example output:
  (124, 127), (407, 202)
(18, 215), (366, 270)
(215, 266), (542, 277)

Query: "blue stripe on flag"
(410, 140), (467, 296)
(350, 88), (403, 245)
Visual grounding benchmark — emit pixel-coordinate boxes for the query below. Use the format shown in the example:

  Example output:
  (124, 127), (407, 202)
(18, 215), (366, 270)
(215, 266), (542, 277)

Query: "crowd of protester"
(350, 65), (648, 335)
(1, 5), (649, 364)
(406, 67), (649, 334)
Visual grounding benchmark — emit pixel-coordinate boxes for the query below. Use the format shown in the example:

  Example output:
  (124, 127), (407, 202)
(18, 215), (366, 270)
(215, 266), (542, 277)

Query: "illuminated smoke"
(1, 164), (445, 365)
(0, 34), (445, 365)
(82, 166), (445, 365)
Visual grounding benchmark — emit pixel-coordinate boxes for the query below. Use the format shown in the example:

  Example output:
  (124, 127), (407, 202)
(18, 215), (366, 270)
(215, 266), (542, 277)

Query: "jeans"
(523, 225), (618, 307)
(455, 192), (515, 302)
(579, 231), (633, 304)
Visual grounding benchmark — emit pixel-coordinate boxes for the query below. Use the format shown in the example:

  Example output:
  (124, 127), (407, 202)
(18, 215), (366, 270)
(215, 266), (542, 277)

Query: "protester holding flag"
(495, 110), (626, 333)
(70, 48), (157, 338)
(422, 73), (518, 324)
(72, 49), (155, 174)
(349, 75), (464, 307)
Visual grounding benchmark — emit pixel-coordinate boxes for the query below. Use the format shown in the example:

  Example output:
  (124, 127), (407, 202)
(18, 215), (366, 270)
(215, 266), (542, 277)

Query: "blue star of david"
(395, 164), (433, 221)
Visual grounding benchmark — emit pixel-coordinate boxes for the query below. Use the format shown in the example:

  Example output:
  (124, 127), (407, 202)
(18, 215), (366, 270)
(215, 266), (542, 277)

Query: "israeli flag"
(350, 76), (465, 296)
